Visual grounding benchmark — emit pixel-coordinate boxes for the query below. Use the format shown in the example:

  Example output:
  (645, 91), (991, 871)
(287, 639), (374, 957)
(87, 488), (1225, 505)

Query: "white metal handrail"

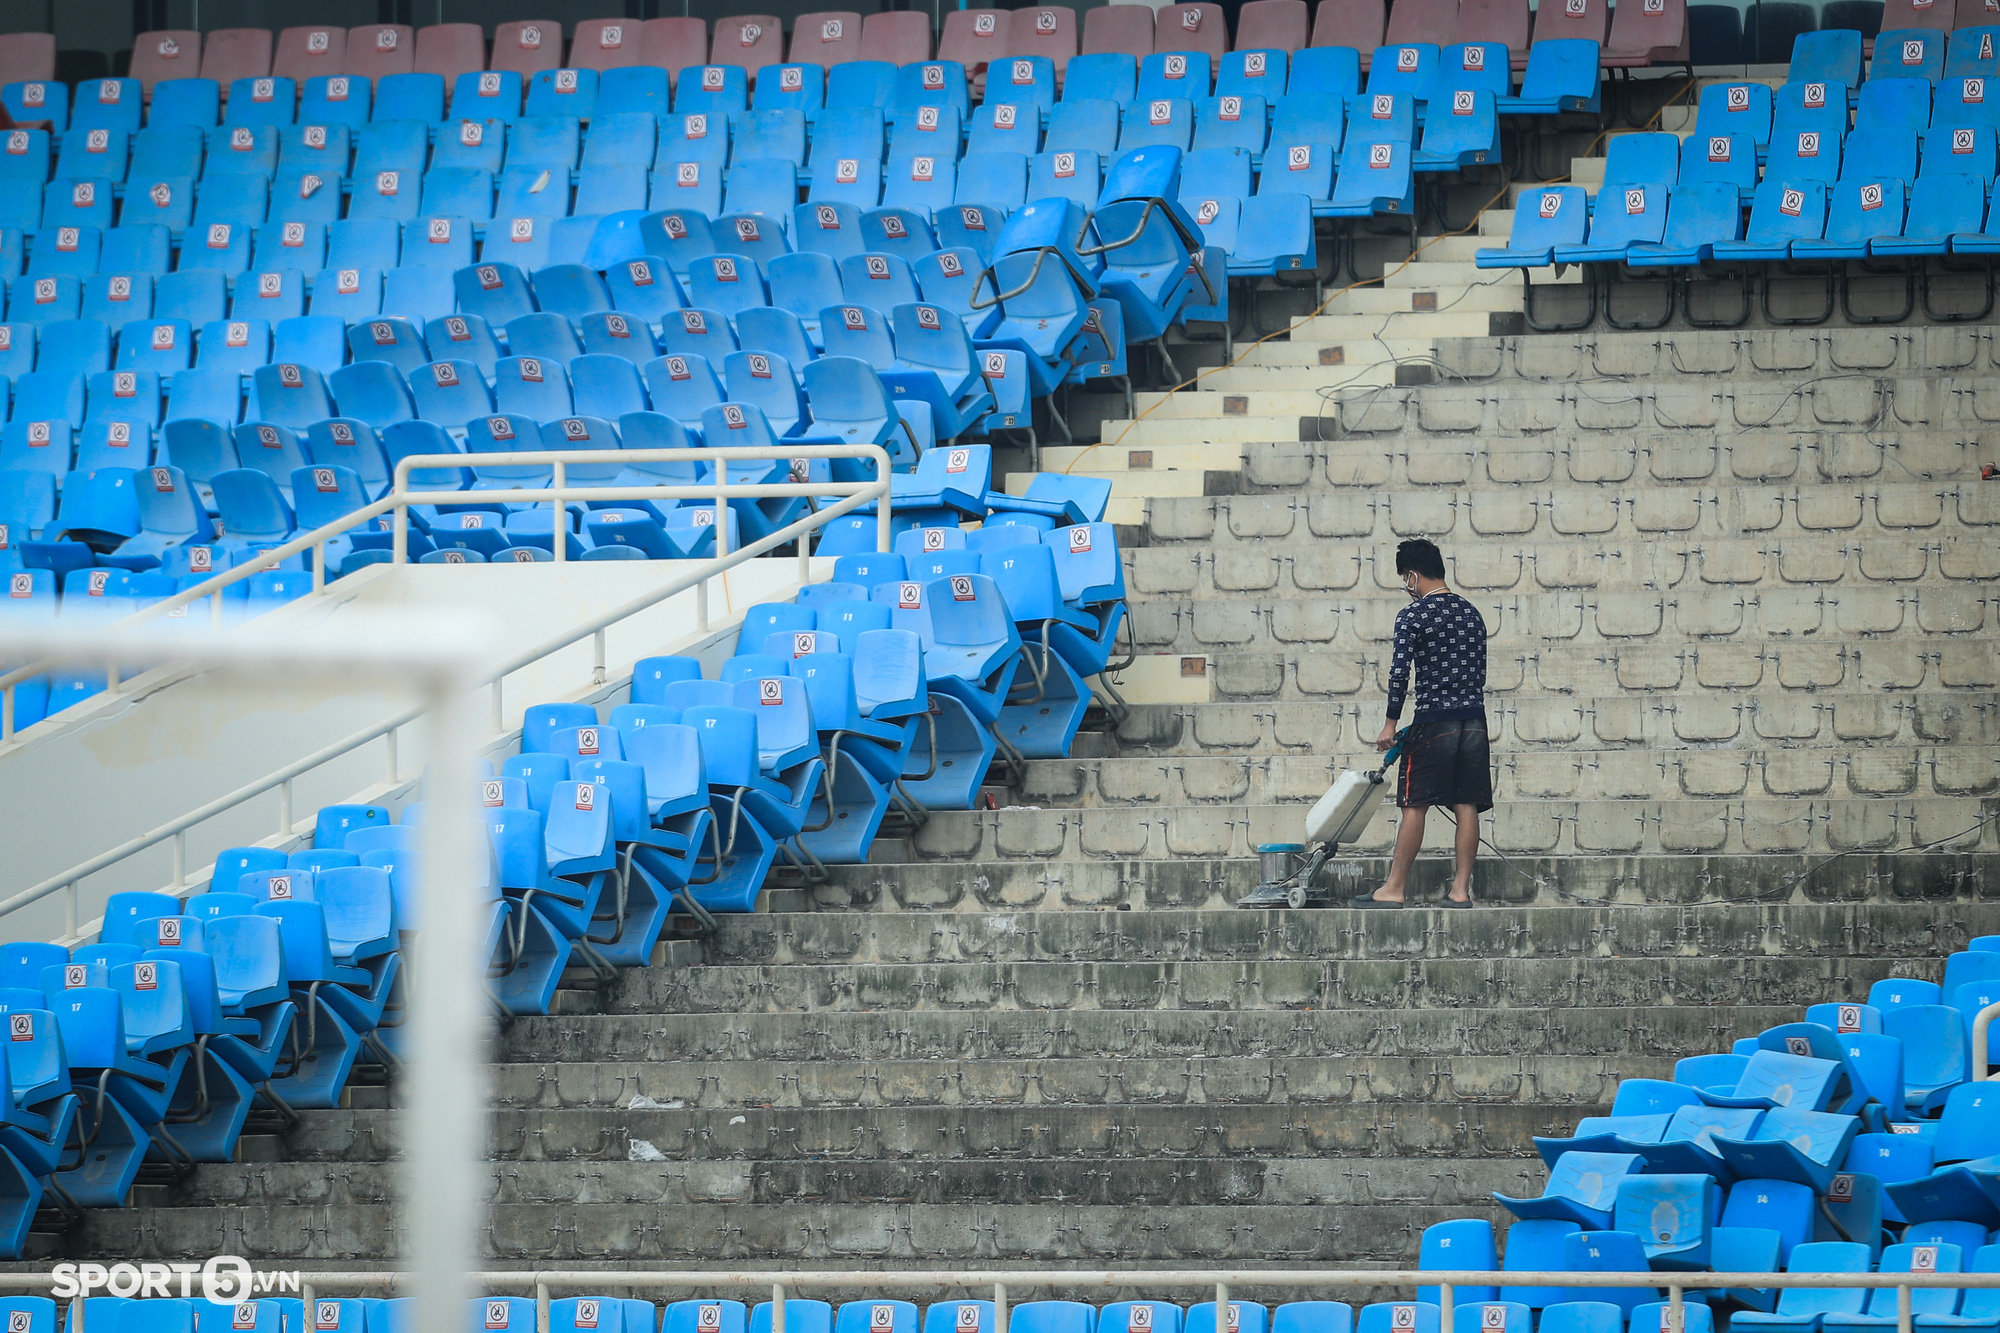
(0, 442), (890, 937)
(7, 1268), (1988, 1333)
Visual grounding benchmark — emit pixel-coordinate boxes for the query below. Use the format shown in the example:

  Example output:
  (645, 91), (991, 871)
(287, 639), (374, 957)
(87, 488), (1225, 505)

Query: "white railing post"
(278, 779), (293, 838)
(1974, 1000), (2000, 1077)
(772, 1285), (786, 1333)
(993, 1284), (1006, 1333)
(1437, 1283), (1451, 1333)
(551, 461), (567, 566)
(2, 683), (12, 742)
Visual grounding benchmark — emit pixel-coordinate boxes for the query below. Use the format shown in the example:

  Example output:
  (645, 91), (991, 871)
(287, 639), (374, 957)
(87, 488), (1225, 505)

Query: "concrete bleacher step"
(1145, 492), (2000, 556)
(154, 1153), (1568, 1210)
(1240, 439), (1997, 490)
(1073, 698), (1999, 752)
(1434, 325), (2000, 382)
(876, 797), (1987, 859)
(1002, 748), (1999, 805)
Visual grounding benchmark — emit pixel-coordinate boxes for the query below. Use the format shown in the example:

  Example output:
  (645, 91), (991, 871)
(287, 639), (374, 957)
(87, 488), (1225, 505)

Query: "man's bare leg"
(1450, 804), (1478, 903)
(1369, 806), (1427, 904)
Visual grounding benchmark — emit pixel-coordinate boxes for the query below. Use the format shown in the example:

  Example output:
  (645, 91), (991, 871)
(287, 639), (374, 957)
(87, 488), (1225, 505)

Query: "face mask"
(1403, 575), (1420, 600)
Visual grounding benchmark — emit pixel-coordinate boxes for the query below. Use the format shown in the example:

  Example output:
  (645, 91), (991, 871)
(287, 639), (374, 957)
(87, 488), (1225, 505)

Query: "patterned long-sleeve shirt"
(1385, 590), (1488, 723)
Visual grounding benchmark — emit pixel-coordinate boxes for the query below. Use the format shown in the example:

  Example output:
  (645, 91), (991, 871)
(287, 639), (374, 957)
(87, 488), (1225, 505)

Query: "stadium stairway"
(63, 901), (2000, 1266)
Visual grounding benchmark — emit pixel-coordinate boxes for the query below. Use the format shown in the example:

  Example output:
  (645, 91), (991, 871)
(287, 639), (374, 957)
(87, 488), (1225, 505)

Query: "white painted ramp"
(0, 556), (825, 941)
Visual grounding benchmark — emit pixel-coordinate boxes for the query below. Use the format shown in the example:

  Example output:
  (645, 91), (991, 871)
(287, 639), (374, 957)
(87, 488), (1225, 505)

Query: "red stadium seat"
(1156, 4), (1229, 60)
(129, 29), (202, 98)
(415, 23), (487, 81)
(571, 20), (643, 70)
(1385, 0), (1459, 45)
(941, 8), (1014, 77)
(1236, 0), (1310, 52)
(1310, 0), (1386, 64)
(790, 11), (867, 67)
(1082, 4), (1157, 58)
(0, 32), (55, 88)
(712, 14), (787, 82)
(862, 11), (936, 64)
(640, 18), (712, 88)
(490, 21), (563, 76)
(274, 26), (346, 81)
(1530, 0), (1609, 49)
(346, 25), (416, 79)
(1455, 0), (1529, 67)
(1008, 6), (1081, 75)
(201, 28), (274, 87)
(1602, 0), (1688, 68)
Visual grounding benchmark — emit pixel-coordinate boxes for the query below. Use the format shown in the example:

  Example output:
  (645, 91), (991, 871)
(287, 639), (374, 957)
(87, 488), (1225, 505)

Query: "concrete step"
(688, 904), (1965, 966)
(1288, 311), (1498, 339)
(878, 797), (1993, 860)
(1317, 378), (2000, 440)
(482, 1055), (1648, 1110)
(819, 849), (1992, 908)
(1321, 283), (1529, 316)
(1116, 591), (2000, 654)
(1075, 697), (2000, 754)
(1123, 538), (2000, 592)
(157, 1154), (1574, 1210)
(1378, 260), (1577, 291)
(1142, 493), (2000, 563)
(1435, 325), (2000, 384)
(1239, 438), (2000, 492)
(78, 1198), (1513, 1266)
(504, 1002), (1806, 1062)
(1043, 442), (1244, 473)
(608, 954), (1923, 1014)
(995, 747), (2000, 806)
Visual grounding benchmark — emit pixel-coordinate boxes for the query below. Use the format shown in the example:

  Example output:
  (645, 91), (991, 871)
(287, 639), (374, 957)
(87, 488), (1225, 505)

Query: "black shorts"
(1396, 717), (1494, 812)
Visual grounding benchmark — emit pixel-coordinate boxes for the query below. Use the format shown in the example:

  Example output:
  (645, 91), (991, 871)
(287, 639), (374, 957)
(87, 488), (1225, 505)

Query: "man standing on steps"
(1353, 538), (1491, 909)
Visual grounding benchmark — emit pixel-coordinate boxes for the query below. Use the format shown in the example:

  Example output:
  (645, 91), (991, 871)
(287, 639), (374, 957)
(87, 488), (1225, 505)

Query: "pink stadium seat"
(862, 11), (935, 63)
(1008, 6), (1081, 74)
(1236, 0), (1310, 52)
(1459, 0), (1530, 64)
(129, 30), (202, 97)
(712, 14), (787, 81)
(1156, 4), (1229, 59)
(1082, 4), (1157, 57)
(201, 28), (274, 86)
(490, 21), (563, 75)
(940, 9), (1014, 77)
(274, 26), (346, 81)
(1385, 0), (1459, 45)
(571, 20), (643, 70)
(1529, 0), (1608, 49)
(1882, 0), (1955, 30)
(346, 25), (416, 79)
(415, 23), (487, 81)
(1602, 0), (1688, 66)
(0, 33), (55, 88)
(1956, 0), (1997, 27)
(640, 18), (712, 88)
(1311, 0), (1386, 63)
(789, 12), (866, 67)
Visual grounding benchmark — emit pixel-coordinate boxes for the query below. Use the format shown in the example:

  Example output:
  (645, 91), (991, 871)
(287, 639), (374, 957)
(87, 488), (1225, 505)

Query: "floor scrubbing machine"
(1236, 730), (1406, 908)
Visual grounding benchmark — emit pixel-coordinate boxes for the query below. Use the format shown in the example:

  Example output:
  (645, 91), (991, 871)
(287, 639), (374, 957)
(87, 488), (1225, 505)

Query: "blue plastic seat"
(1625, 181), (1746, 266)
(1694, 79), (1776, 151)
(1732, 1241), (1873, 1333)
(1498, 40), (1602, 115)
(1478, 185), (1587, 267)
(1858, 76), (1935, 131)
